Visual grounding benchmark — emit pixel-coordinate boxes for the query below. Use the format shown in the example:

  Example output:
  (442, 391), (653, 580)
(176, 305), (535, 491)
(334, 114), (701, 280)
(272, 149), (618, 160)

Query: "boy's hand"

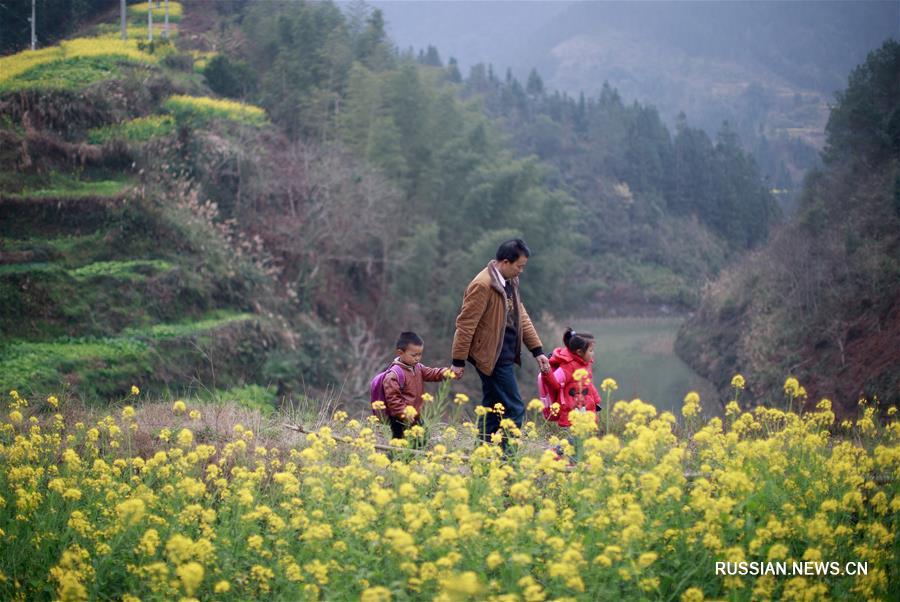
(536, 354), (551, 373)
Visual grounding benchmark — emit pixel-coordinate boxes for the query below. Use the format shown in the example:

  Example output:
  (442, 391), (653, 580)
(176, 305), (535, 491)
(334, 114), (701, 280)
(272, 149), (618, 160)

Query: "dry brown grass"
(26, 394), (564, 468)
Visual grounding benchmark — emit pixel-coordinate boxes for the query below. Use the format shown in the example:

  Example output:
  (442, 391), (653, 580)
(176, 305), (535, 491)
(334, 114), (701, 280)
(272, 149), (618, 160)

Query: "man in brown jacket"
(450, 239), (550, 444)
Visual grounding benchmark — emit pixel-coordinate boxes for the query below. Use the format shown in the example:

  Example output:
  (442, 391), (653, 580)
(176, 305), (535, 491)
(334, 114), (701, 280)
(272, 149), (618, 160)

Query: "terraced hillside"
(0, 3), (290, 402)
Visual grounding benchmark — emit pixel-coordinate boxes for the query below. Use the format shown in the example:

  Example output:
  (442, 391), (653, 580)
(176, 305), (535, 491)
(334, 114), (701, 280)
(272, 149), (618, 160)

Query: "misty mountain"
(375, 0), (897, 198)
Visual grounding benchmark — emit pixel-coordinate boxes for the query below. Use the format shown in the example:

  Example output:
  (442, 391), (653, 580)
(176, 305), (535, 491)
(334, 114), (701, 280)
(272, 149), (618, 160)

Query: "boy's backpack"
(370, 363), (405, 420)
(537, 367), (565, 421)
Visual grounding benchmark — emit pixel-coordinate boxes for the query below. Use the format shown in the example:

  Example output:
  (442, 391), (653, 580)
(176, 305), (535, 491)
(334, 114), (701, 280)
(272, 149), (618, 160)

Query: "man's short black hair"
(495, 239), (531, 263)
(396, 331), (424, 350)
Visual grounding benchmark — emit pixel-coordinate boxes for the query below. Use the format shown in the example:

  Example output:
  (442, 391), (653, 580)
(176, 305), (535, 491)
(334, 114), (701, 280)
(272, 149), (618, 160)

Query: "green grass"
(5, 174), (132, 199)
(211, 384), (279, 416)
(0, 55), (127, 92)
(0, 312), (257, 398)
(0, 336), (151, 397)
(553, 317), (720, 416)
(0, 233), (108, 265)
(69, 259), (173, 281)
(87, 115), (176, 144)
(0, 263), (64, 277)
(0, 259), (169, 281)
(126, 311), (255, 340)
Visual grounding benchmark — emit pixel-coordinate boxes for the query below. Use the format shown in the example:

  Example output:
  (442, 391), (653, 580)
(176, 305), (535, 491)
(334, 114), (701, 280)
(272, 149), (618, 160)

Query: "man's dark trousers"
(475, 363), (525, 442)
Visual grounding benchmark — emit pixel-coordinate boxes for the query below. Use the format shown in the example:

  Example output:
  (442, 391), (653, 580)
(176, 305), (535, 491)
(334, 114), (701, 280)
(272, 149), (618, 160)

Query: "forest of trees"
(0, 0), (780, 328)
(198, 0), (778, 337)
(676, 40), (900, 411)
(0, 0), (794, 399)
(2, 1), (894, 409)
(0, 0), (111, 54)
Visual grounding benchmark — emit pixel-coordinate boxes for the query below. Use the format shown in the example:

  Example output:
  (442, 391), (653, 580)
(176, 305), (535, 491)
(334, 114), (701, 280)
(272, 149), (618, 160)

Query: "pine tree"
(445, 57), (462, 84)
(526, 68), (544, 97)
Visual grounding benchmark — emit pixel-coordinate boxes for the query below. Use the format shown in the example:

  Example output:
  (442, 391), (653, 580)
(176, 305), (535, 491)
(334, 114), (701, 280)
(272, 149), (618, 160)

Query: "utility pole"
(164, 0), (169, 39)
(30, 0), (36, 50)
(148, 0), (153, 41)
(121, 0), (127, 40)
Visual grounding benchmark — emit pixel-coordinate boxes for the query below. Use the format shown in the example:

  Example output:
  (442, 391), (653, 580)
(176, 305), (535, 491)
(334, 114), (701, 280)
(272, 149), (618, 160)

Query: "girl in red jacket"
(541, 328), (602, 427)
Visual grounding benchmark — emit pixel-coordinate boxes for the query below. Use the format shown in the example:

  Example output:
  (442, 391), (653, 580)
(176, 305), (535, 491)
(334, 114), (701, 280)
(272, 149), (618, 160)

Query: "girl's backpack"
(370, 364), (405, 420)
(537, 367), (565, 421)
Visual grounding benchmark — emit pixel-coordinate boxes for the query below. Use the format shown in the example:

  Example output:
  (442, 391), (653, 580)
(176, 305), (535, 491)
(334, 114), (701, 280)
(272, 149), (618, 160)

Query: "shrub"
(190, 51), (217, 72)
(161, 52), (194, 71)
(217, 384), (278, 415)
(203, 55), (256, 98)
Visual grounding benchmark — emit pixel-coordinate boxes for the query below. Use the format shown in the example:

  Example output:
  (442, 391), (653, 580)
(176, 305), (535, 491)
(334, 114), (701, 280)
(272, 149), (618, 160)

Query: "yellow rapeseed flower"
(731, 374), (745, 389)
(601, 377), (618, 391)
(130, 385), (140, 396)
(361, 586), (393, 602)
(128, 0), (184, 19)
(486, 551), (503, 569)
(438, 571), (481, 597)
(164, 94), (267, 126)
(680, 587), (705, 602)
(784, 377), (800, 397)
(176, 428), (194, 448)
(570, 410), (598, 438)
(137, 529), (160, 556)
(62, 488), (82, 501)
(172, 400), (187, 414)
(116, 498), (146, 527)
(682, 392), (700, 418)
(176, 562), (204, 596)
(453, 393), (470, 405)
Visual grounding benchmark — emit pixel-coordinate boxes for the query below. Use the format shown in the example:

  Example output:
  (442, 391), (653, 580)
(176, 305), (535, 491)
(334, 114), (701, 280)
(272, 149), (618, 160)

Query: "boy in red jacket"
(541, 328), (602, 427)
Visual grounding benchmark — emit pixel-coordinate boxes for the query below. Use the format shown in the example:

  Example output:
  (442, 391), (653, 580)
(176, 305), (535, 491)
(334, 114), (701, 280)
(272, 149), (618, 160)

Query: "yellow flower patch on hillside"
(164, 95), (268, 126)
(0, 37), (157, 86)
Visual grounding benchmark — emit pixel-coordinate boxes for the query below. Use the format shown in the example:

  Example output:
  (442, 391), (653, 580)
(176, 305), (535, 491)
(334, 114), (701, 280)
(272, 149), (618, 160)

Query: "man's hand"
(536, 354), (551, 373)
(450, 365), (465, 378)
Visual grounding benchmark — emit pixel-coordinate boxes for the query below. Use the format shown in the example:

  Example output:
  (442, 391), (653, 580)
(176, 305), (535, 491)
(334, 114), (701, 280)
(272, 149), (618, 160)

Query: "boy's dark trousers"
(388, 416), (426, 449)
